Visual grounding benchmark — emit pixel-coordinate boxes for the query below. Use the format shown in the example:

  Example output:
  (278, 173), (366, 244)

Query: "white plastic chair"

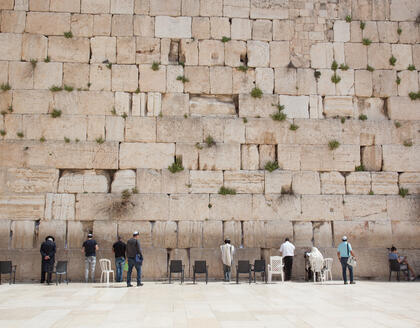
(310, 257), (325, 283)
(99, 259), (114, 285)
(267, 256), (284, 283)
(323, 258), (333, 281)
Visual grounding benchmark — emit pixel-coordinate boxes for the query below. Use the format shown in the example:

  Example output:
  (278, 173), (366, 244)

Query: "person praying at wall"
(40, 236), (56, 285)
(220, 238), (235, 282)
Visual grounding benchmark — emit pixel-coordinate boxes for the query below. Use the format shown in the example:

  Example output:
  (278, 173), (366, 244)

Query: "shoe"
(344, 281), (348, 284)
(127, 284), (133, 287)
(350, 281), (356, 284)
(410, 276), (415, 281)
(137, 283), (143, 286)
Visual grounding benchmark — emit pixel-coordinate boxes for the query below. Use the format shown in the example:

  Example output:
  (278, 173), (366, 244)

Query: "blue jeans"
(115, 257), (125, 282)
(223, 265), (231, 282)
(127, 257), (142, 286)
(340, 257), (353, 283)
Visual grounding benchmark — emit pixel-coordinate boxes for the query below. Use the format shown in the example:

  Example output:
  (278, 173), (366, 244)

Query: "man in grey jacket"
(126, 231), (143, 287)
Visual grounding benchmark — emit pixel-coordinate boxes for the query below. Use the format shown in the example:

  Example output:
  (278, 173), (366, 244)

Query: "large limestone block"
(118, 222), (151, 247)
(224, 171), (264, 194)
(146, 92), (162, 116)
(320, 172), (345, 195)
(252, 194), (301, 221)
(399, 22), (420, 44)
(296, 69), (316, 95)
(391, 44), (413, 71)
(111, 0), (134, 14)
(136, 37), (160, 64)
(387, 97), (420, 121)
(9, 62), (33, 89)
(111, 15), (134, 37)
(67, 221), (87, 249)
(399, 173), (420, 194)
(199, 143), (240, 171)
(200, 0), (222, 16)
(368, 43), (391, 70)
(63, 63), (89, 89)
(119, 143), (175, 169)
(390, 0), (420, 21)
(92, 221), (117, 249)
(210, 194), (252, 220)
(155, 16), (191, 38)
(178, 221), (202, 248)
(210, 17), (230, 40)
(199, 40), (224, 66)
(11, 221), (34, 249)
(346, 172), (371, 195)
(111, 65), (138, 92)
(223, 0), (250, 18)
(301, 195), (344, 221)
(383, 145), (420, 172)
(265, 220), (293, 248)
(414, 44), (420, 69)
(210, 67), (233, 94)
(50, 0), (80, 12)
(292, 171), (320, 195)
(397, 71), (419, 97)
(223, 221), (242, 247)
(231, 18), (251, 40)
(343, 195), (387, 221)
(0, 219), (10, 248)
(71, 14), (94, 38)
(259, 145), (276, 170)
(170, 194), (209, 221)
(313, 221), (333, 248)
(189, 96), (235, 117)
(139, 64), (166, 92)
(105, 116), (124, 141)
(245, 119), (291, 144)
(247, 41), (269, 67)
(176, 143), (198, 170)
(250, 0), (288, 19)
(6, 168), (58, 193)
(133, 15), (154, 37)
(45, 193), (75, 221)
(80, 91), (115, 115)
(81, 0), (110, 13)
(157, 118), (202, 143)
(125, 117), (156, 142)
(111, 170), (136, 193)
(239, 94), (279, 118)
(310, 43), (333, 69)
(162, 93), (189, 116)
(0, 33), (22, 61)
(59, 170), (109, 193)
(161, 169), (189, 194)
(190, 248), (222, 278)
(273, 19), (293, 41)
(274, 67), (297, 95)
(224, 40), (246, 67)
(150, 0), (180, 16)
(371, 172), (398, 195)
(300, 145), (360, 172)
(202, 221), (223, 248)
(241, 145), (259, 170)
(190, 170), (223, 193)
(293, 221), (313, 247)
(1, 10), (26, 33)
(192, 17), (210, 40)
(184, 66), (209, 94)
(0, 0), (14, 9)
(91, 36), (116, 63)
(26, 12), (70, 35)
(387, 196), (420, 221)
(270, 41), (290, 67)
(48, 37), (90, 63)
(33, 62), (63, 90)
(166, 65), (184, 93)
(323, 96), (354, 117)
(243, 221), (265, 248)
(265, 170), (292, 194)
(334, 21), (350, 42)
(0, 194), (45, 220)
(136, 169), (161, 193)
(377, 21), (398, 43)
(277, 144), (300, 170)
(334, 220), (392, 248)
(336, 70), (355, 96)
(12, 90), (52, 114)
(153, 221), (177, 248)
(391, 221), (420, 248)
(355, 70), (372, 97)
(252, 19), (272, 41)
(279, 95), (309, 118)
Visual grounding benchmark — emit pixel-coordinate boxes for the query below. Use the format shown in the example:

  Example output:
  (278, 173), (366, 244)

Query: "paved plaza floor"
(0, 280), (419, 328)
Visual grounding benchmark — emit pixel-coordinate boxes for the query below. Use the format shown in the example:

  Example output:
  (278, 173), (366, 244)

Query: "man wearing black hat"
(82, 233), (99, 283)
(40, 236), (56, 284)
(126, 231), (143, 287)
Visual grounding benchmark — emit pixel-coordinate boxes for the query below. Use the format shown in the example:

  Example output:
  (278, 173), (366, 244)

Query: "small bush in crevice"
(242, 117), (248, 124)
(339, 63), (349, 71)
(359, 114), (368, 121)
(30, 59), (37, 68)
(360, 21), (365, 30)
(271, 110), (287, 121)
(168, 156), (184, 174)
(331, 73), (341, 84)
(389, 56), (397, 66)
(328, 140), (340, 150)
(218, 186), (236, 195)
(362, 38), (372, 46)
(399, 188), (408, 198)
(51, 109), (62, 118)
(204, 135), (216, 147)
(355, 164), (365, 171)
(403, 140), (413, 147)
(17, 132), (24, 138)
(366, 65), (375, 72)
(1, 83), (11, 91)
(8, 105), (13, 113)
(345, 15), (352, 23)
(151, 61), (160, 71)
(394, 121), (401, 128)
(64, 137), (70, 143)
(314, 70), (321, 80)
(176, 75), (189, 83)
(64, 31), (73, 38)
(264, 161), (279, 172)
(289, 123), (299, 131)
(64, 85), (74, 92)
(40, 136), (46, 142)
(44, 56), (50, 63)
(331, 60), (338, 71)
(250, 87), (263, 98)
(96, 136), (105, 144)
(121, 112), (128, 119)
(407, 64), (416, 71)
(397, 27), (402, 35)
(408, 91), (420, 100)
(341, 117), (346, 124)
(221, 36), (231, 43)
(237, 65), (248, 72)
(0, 130), (6, 137)
(396, 77), (401, 85)
(105, 189), (135, 218)
(50, 85), (63, 92)
(368, 190), (374, 195)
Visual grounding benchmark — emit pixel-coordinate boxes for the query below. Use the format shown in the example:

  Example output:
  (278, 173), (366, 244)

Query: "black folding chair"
(0, 261), (16, 285)
(389, 259), (409, 281)
(169, 260), (184, 284)
(253, 260), (267, 283)
(236, 260), (251, 284)
(54, 261), (68, 285)
(193, 260), (208, 284)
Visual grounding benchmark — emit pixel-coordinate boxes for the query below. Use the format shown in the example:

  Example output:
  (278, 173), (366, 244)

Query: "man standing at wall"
(126, 231), (143, 287)
(40, 236), (56, 285)
(220, 238), (235, 282)
(82, 233), (99, 283)
(112, 236), (126, 283)
(280, 238), (295, 281)
(337, 236), (356, 284)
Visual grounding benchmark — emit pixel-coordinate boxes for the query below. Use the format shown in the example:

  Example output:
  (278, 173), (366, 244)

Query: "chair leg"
(206, 272), (208, 285)
(236, 272), (239, 284)
(9, 273), (12, 285)
(249, 272), (251, 284)
(193, 272), (195, 284)
(397, 272), (400, 282)
(389, 271), (391, 281)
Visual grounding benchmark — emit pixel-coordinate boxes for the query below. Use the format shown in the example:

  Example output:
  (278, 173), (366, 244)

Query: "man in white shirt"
(220, 238), (235, 282)
(280, 238), (295, 281)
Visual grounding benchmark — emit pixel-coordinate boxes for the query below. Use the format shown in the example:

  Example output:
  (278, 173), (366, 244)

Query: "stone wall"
(0, 0), (419, 281)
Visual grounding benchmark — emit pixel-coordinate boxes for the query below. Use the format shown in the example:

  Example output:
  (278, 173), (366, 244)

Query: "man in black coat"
(40, 236), (56, 284)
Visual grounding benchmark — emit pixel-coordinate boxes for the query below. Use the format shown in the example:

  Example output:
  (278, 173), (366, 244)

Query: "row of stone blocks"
(2, 246), (420, 281)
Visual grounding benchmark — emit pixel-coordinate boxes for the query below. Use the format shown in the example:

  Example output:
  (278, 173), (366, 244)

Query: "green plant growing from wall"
(369, 190), (374, 195)
(151, 61), (160, 71)
(389, 56), (397, 66)
(131, 187), (138, 194)
(339, 63), (349, 71)
(221, 36), (231, 43)
(328, 140), (340, 150)
(30, 59), (37, 68)
(359, 114), (368, 121)
(111, 107), (117, 115)
(341, 117), (346, 124)
(106, 63), (112, 69)
(195, 142), (203, 150)
(331, 60), (338, 71)
(204, 135), (216, 147)
(17, 132), (24, 138)
(51, 109), (62, 118)
(331, 73), (341, 84)
(237, 65), (249, 72)
(407, 64), (416, 71)
(0, 130), (6, 137)
(362, 38), (372, 45)
(44, 56), (50, 63)
(366, 65), (375, 72)
(8, 105), (13, 113)
(289, 123), (299, 131)
(49, 85), (63, 92)
(218, 186), (236, 195)
(242, 117), (248, 124)
(64, 31), (73, 38)
(64, 137), (70, 143)
(64, 85), (74, 92)
(250, 87), (263, 98)
(264, 161), (279, 172)
(397, 27), (402, 35)
(40, 136), (46, 142)
(408, 91), (420, 100)
(168, 156), (184, 173)
(360, 21), (365, 30)
(176, 75), (189, 83)
(403, 140), (413, 147)
(345, 15), (352, 22)
(399, 187), (408, 198)
(121, 112), (128, 119)
(96, 136), (105, 144)
(1, 83), (11, 91)
(314, 70), (321, 80)
(271, 104), (287, 121)
(396, 77), (401, 85)
(134, 87), (140, 94)
(394, 121), (401, 128)
(355, 164), (365, 171)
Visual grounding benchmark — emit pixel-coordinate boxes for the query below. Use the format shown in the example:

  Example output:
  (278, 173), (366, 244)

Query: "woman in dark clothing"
(40, 236), (56, 284)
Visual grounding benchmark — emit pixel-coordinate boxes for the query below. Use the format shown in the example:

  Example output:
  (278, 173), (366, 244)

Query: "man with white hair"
(337, 236), (356, 284)
(126, 231), (143, 287)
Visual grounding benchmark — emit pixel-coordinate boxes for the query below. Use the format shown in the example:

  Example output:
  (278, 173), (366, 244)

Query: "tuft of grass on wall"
(250, 87), (263, 98)
(328, 140), (340, 150)
(264, 161), (279, 172)
(168, 156), (184, 173)
(218, 186), (236, 195)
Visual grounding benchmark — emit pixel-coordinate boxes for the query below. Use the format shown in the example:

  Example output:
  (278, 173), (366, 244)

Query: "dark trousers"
(127, 257), (142, 286)
(41, 270), (52, 283)
(283, 256), (293, 281)
(340, 257), (353, 283)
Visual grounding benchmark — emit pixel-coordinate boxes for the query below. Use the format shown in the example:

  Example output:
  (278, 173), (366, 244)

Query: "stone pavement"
(0, 281), (419, 328)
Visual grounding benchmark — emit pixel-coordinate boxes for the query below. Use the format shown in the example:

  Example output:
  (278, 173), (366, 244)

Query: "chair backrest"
(194, 260), (207, 273)
(323, 258), (333, 270)
(56, 261), (67, 274)
(99, 259), (111, 271)
(170, 260), (183, 273)
(0, 261), (12, 274)
(237, 260), (250, 273)
(389, 259), (400, 271)
(254, 259), (266, 272)
(270, 256), (283, 272)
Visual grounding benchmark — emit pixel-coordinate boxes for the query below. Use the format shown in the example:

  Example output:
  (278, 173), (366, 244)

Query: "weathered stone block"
(313, 221), (333, 248)
(387, 196), (420, 221)
(111, 170), (136, 193)
(210, 194), (252, 220)
(6, 168), (58, 193)
(111, 0), (134, 14)
(334, 21), (350, 42)
(111, 14), (133, 37)
(377, 21), (399, 43)
(202, 221), (223, 248)
(224, 40), (246, 67)
(265, 170), (292, 194)
(9, 62), (33, 89)
(383, 145), (420, 172)
(320, 172), (345, 195)
(136, 169), (161, 193)
(334, 220), (392, 248)
(21, 34), (47, 62)
(189, 96), (235, 117)
(241, 145), (259, 171)
(361, 145), (382, 171)
(0, 219), (10, 248)
(199, 143), (240, 171)
(387, 97), (420, 121)
(153, 221), (177, 249)
(190, 248), (222, 278)
(391, 221), (420, 248)
(292, 171), (320, 195)
(346, 172), (371, 195)
(162, 169), (189, 194)
(71, 14), (94, 38)
(176, 143), (198, 170)
(310, 43), (333, 69)
(252, 194), (301, 221)
(190, 170), (222, 193)
(48, 37), (90, 63)
(155, 16), (191, 38)
(111, 64), (138, 92)
(210, 67), (232, 94)
(371, 172), (398, 195)
(274, 67), (297, 95)
(0, 194), (45, 220)
(368, 43), (391, 70)
(399, 173), (420, 194)
(390, 0), (420, 21)
(301, 195), (344, 221)
(192, 17), (210, 39)
(33, 63), (63, 90)
(243, 221), (265, 248)
(223, 221), (242, 247)
(170, 194), (209, 221)
(224, 171), (264, 194)
(26, 12), (70, 35)
(120, 143), (175, 169)
(293, 222), (313, 247)
(247, 41), (269, 67)
(92, 221), (117, 249)
(63, 63), (90, 89)
(199, 40), (224, 66)
(91, 36), (116, 63)
(146, 92), (161, 116)
(1, 10), (26, 33)
(81, 0), (110, 14)
(125, 117), (156, 142)
(300, 145), (360, 172)
(259, 145), (275, 170)
(391, 44), (413, 71)
(11, 221), (34, 249)
(279, 95), (309, 119)
(178, 221), (202, 248)
(138, 64), (166, 92)
(210, 16), (230, 40)
(59, 170), (109, 193)
(397, 71), (419, 97)
(45, 193), (75, 220)
(157, 118), (202, 143)
(250, 0), (288, 19)
(323, 96), (354, 117)
(273, 19), (293, 41)
(344, 195), (387, 220)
